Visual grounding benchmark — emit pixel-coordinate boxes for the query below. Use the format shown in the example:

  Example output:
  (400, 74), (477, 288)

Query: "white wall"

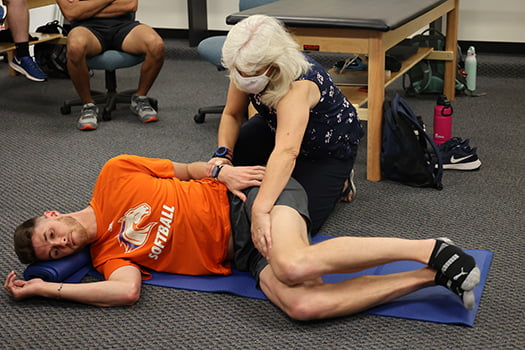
(29, 0), (525, 43)
(136, 0), (238, 30)
(459, 0), (525, 42)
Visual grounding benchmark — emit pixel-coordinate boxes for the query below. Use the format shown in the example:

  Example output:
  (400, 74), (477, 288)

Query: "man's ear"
(43, 211), (60, 218)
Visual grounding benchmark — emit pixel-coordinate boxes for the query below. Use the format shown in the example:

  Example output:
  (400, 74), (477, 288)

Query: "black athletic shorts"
(229, 177), (311, 283)
(71, 13), (141, 51)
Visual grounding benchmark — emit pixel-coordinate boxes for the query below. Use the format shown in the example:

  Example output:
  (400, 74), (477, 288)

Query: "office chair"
(194, 0), (278, 123)
(60, 14), (158, 121)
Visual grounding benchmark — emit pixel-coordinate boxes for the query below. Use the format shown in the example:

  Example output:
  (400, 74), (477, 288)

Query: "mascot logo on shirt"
(117, 203), (157, 253)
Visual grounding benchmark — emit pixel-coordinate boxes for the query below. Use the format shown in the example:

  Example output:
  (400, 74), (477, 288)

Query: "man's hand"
(4, 271), (45, 301)
(217, 165), (265, 202)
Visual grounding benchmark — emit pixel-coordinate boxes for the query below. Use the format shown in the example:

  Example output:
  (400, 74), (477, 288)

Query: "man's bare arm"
(4, 265), (142, 307)
(172, 161), (265, 201)
(56, 0), (138, 22)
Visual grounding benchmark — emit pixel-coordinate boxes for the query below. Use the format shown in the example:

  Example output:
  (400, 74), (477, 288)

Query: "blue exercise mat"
(23, 235), (492, 326)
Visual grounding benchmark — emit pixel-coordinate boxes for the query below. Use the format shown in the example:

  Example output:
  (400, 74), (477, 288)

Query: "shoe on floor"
(130, 95), (158, 123)
(9, 55), (47, 82)
(0, 4), (7, 25)
(78, 103), (98, 131)
(439, 137), (481, 170)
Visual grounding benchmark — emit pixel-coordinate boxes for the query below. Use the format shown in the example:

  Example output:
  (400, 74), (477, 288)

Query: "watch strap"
(213, 146), (233, 161)
(212, 164), (224, 179)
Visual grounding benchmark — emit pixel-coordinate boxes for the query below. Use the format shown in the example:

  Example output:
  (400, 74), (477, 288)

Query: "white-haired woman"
(210, 14), (364, 258)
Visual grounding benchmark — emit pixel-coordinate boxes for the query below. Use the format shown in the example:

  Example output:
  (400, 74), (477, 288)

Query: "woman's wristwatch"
(212, 146), (233, 162)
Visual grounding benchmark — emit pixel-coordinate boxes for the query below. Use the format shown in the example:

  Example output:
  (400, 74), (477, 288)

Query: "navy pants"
(233, 114), (357, 234)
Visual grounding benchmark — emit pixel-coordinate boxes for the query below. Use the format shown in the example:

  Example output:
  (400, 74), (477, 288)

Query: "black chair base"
(194, 105), (224, 123)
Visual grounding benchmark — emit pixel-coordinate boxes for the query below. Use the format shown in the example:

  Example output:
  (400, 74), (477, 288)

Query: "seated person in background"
(5, 155), (481, 320)
(3, 0), (47, 81)
(56, 0), (164, 131)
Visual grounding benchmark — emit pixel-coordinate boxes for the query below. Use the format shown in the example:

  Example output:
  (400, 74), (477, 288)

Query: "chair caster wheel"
(102, 108), (112, 121)
(61, 104), (71, 115)
(194, 113), (205, 123)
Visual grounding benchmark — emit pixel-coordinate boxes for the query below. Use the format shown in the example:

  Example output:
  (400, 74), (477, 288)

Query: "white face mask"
(234, 66), (271, 94)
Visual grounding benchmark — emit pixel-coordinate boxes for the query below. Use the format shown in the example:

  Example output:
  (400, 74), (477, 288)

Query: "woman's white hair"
(222, 14), (312, 108)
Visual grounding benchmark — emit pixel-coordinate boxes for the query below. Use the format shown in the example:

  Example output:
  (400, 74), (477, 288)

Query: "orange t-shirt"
(89, 155), (232, 280)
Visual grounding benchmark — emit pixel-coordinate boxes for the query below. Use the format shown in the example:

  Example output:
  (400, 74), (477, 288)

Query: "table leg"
(443, 0), (459, 101)
(187, 0), (208, 47)
(366, 34), (385, 181)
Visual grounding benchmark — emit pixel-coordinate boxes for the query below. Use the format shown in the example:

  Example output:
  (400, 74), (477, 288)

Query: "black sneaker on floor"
(439, 137), (482, 170)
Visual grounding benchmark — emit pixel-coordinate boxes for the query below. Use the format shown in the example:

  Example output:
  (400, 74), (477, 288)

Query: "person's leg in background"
(4, 0), (47, 82)
(120, 23), (164, 123)
(65, 25), (104, 130)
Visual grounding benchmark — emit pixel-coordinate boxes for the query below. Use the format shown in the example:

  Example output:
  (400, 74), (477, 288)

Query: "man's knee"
(145, 33), (165, 59)
(272, 285), (326, 321)
(271, 252), (310, 285)
(125, 26), (165, 59)
(66, 29), (99, 61)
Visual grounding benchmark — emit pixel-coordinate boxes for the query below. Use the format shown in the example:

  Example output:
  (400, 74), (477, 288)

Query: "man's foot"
(429, 238), (480, 291)
(77, 103), (98, 131)
(9, 55), (47, 82)
(130, 95), (158, 123)
(435, 272), (476, 310)
(339, 169), (356, 202)
(439, 137), (482, 170)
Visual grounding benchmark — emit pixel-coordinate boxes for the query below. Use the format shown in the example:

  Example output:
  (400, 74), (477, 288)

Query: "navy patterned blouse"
(249, 55), (364, 160)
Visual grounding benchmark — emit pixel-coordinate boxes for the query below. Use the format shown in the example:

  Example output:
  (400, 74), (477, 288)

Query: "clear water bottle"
(433, 95), (453, 145)
(465, 46), (477, 91)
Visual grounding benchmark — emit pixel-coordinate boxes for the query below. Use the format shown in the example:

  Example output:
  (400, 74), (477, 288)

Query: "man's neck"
(69, 206), (98, 244)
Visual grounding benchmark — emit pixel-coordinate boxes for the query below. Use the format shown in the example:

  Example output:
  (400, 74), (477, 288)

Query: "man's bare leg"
(5, 0), (29, 43)
(259, 265), (436, 321)
(267, 206), (435, 282)
(260, 205), (480, 319)
(121, 24), (164, 122)
(121, 24), (164, 97)
(66, 26), (103, 104)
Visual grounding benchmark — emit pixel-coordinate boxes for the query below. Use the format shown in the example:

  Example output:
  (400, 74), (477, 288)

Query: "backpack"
(34, 20), (69, 79)
(402, 29), (467, 96)
(381, 93), (443, 189)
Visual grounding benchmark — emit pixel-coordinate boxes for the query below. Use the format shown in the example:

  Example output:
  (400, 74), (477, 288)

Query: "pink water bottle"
(433, 95), (453, 145)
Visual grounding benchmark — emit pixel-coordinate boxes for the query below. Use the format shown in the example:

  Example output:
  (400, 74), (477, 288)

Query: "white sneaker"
(130, 95), (158, 123)
(77, 103), (98, 131)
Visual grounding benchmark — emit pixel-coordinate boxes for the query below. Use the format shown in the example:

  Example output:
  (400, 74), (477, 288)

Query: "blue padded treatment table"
(226, 0), (448, 31)
(226, 0), (459, 182)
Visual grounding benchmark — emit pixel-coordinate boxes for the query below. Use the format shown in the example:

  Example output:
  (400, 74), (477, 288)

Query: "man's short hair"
(14, 217), (39, 264)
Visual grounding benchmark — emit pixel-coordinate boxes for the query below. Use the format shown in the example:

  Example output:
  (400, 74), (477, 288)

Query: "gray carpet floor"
(0, 39), (524, 349)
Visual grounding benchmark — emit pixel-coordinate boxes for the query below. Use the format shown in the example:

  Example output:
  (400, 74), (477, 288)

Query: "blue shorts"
(71, 13), (140, 51)
(229, 177), (311, 282)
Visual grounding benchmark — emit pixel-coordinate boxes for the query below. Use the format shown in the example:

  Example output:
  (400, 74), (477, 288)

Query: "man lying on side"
(5, 155), (480, 320)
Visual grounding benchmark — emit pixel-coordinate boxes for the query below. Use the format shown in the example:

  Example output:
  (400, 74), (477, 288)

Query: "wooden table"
(227, 0), (459, 181)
